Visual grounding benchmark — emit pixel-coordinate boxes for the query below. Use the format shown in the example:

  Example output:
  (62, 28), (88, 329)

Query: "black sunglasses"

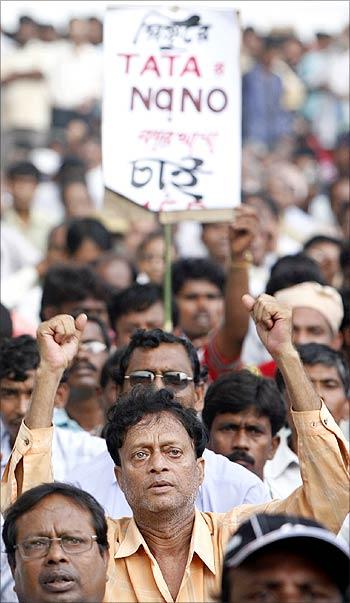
(124, 370), (193, 391)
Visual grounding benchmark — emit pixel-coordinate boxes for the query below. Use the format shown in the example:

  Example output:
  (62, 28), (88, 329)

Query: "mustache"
(69, 360), (97, 373)
(227, 450), (255, 466)
(39, 568), (79, 586)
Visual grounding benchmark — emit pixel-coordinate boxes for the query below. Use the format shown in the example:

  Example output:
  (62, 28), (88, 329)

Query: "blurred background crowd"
(1, 11), (349, 339)
(0, 9), (349, 601)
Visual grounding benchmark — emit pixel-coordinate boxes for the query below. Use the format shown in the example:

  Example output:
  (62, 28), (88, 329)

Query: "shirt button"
(23, 438), (30, 445)
(324, 419), (328, 425)
(311, 421), (317, 427)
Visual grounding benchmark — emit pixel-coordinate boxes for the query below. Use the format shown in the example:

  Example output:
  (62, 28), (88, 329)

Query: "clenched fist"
(242, 293), (294, 359)
(36, 313), (87, 372)
(229, 205), (259, 260)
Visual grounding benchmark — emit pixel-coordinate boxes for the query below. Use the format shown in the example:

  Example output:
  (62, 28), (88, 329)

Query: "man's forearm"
(225, 262), (250, 341)
(277, 348), (321, 412)
(25, 363), (63, 429)
(216, 263), (250, 358)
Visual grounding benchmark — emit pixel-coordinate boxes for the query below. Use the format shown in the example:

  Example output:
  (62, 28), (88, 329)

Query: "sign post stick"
(163, 222), (173, 332)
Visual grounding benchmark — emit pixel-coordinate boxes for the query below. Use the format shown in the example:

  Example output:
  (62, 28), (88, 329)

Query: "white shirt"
(264, 427), (301, 499)
(48, 42), (102, 109)
(282, 206), (335, 246)
(86, 165), (104, 210)
(2, 206), (55, 254)
(1, 515), (18, 603)
(67, 448), (271, 518)
(1, 420), (106, 481)
(13, 283), (42, 327)
(1, 222), (41, 280)
(264, 427), (349, 544)
(32, 179), (64, 223)
(1, 39), (53, 131)
(241, 318), (272, 367)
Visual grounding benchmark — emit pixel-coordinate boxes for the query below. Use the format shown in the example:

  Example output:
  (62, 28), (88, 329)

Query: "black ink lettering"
(131, 87), (151, 110)
(129, 156), (211, 203)
(207, 89), (228, 112)
(181, 88), (202, 112)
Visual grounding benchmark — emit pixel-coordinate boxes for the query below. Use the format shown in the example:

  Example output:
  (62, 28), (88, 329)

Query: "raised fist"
(36, 313), (87, 371)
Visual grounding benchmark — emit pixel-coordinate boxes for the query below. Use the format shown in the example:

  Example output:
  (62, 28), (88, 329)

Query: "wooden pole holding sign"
(162, 222), (173, 332)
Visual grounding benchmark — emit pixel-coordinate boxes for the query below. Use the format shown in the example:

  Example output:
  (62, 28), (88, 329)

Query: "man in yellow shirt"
(2, 293), (349, 602)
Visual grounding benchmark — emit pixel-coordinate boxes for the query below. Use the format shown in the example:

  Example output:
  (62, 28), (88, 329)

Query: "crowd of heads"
(1, 10), (349, 603)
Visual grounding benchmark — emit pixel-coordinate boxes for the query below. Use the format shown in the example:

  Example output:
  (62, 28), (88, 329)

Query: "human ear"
(196, 457), (205, 486)
(268, 436), (280, 460)
(114, 466), (125, 492)
(341, 399), (349, 421)
(102, 549), (109, 569)
(194, 383), (205, 413)
(331, 332), (343, 351)
(54, 382), (70, 408)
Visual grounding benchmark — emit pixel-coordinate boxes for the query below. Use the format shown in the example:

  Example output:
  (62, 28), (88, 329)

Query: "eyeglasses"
(79, 341), (107, 354)
(14, 535), (98, 559)
(124, 370), (193, 391)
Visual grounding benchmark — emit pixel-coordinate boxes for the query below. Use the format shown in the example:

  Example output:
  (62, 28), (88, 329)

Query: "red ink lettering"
(180, 56), (201, 77)
(141, 56), (161, 77)
(117, 53), (138, 74)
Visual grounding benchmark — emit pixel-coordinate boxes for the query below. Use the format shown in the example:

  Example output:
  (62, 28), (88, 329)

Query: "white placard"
(102, 5), (241, 214)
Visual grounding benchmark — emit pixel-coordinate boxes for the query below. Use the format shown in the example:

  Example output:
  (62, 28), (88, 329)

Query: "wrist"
(37, 362), (65, 379)
(229, 251), (253, 270)
(274, 345), (300, 367)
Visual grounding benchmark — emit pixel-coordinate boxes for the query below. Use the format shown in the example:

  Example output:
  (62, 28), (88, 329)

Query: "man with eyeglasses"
(1, 298), (349, 602)
(67, 327), (271, 518)
(0, 334), (106, 483)
(56, 314), (111, 435)
(0, 326), (107, 603)
(2, 482), (109, 603)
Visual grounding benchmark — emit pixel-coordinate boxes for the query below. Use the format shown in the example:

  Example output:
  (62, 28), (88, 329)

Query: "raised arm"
(238, 294), (349, 533)
(213, 206), (258, 360)
(1, 314), (86, 510)
(241, 293), (321, 411)
(26, 313), (87, 429)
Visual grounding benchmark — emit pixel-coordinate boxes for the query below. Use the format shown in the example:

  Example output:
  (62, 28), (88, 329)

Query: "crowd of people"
(0, 11), (349, 603)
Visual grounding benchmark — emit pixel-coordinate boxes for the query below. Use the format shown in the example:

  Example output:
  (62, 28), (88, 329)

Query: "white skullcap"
(274, 281), (344, 335)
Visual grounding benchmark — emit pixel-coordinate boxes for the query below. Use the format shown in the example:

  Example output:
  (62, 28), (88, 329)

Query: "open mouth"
(196, 313), (210, 324)
(41, 574), (76, 593)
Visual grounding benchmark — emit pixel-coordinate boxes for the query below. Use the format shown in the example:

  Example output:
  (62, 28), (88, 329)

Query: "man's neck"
(135, 506), (195, 600)
(65, 390), (104, 432)
(15, 207), (31, 223)
(135, 505), (195, 554)
(188, 333), (209, 351)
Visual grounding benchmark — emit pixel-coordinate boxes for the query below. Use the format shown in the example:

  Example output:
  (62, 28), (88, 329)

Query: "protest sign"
(103, 5), (241, 222)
